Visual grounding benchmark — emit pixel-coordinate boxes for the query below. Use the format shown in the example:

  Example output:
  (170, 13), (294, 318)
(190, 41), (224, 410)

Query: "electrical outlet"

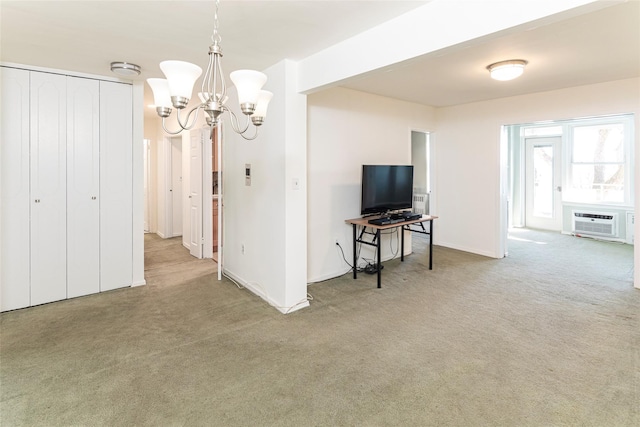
(334, 237), (340, 246)
(241, 244), (245, 254)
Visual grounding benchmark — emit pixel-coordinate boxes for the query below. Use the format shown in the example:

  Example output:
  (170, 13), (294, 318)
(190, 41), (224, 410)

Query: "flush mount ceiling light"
(486, 59), (528, 81)
(147, 0), (273, 140)
(110, 62), (141, 76)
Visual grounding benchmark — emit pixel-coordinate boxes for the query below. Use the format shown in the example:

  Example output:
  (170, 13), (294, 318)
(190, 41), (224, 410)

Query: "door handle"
(557, 186), (562, 192)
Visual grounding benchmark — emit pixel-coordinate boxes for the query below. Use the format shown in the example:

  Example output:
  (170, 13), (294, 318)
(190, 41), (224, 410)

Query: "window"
(566, 116), (633, 205)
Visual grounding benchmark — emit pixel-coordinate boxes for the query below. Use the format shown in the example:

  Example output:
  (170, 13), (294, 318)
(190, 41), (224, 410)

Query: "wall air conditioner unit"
(572, 210), (619, 239)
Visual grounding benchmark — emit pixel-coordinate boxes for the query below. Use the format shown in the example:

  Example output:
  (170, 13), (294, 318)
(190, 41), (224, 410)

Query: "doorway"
(411, 130), (430, 214)
(525, 136), (562, 230)
(168, 136), (183, 238)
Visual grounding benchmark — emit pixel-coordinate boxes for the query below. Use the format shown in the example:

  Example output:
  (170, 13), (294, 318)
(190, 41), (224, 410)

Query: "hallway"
(144, 233), (216, 288)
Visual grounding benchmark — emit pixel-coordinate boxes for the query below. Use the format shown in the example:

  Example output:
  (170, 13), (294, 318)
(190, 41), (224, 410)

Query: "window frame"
(565, 114), (634, 206)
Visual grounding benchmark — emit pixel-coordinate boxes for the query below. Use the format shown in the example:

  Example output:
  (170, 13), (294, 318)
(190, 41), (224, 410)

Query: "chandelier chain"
(212, 0), (222, 44)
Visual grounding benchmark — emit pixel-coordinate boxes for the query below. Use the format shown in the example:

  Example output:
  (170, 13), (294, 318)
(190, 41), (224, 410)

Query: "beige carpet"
(1, 229), (637, 426)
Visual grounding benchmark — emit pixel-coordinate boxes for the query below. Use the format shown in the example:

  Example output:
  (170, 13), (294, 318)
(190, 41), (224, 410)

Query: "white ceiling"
(340, 0), (640, 107)
(1, 0), (639, 111)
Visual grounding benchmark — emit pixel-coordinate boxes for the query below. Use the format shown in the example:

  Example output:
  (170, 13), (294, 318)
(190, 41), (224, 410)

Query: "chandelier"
(147, 0), (273, 140)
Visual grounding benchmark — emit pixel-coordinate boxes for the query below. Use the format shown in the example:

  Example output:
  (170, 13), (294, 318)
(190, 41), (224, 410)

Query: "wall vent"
(413, 193), (429, 215)
(572, 211), (618, 238)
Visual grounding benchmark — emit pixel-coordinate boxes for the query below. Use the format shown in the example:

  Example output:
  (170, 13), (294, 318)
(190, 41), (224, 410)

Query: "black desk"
(345, 215), (437, 288)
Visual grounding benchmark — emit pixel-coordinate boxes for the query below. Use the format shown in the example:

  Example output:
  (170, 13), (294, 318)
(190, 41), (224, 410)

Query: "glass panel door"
(525, 137), (562, 230)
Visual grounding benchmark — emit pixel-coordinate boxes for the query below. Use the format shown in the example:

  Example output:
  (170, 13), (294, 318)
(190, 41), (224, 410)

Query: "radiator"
(413, 193), (429, 215)
(572, 210), (619, 238)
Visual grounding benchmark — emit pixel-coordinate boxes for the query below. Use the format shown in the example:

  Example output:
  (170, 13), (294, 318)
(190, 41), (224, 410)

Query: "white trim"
(1, 62), (131, 83)
(223, 270), (310, 315)
(565, 114), (633, 206)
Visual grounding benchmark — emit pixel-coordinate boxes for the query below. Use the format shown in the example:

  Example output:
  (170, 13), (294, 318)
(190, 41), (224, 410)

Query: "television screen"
(361, 165), (414, 215)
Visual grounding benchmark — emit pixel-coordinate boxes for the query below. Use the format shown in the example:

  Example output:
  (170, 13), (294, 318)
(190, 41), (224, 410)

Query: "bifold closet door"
(0, 67), (31, 311)
(67, 77), (100, 298)
(30, 71), (68, 306)
(100, 81), (133, 291)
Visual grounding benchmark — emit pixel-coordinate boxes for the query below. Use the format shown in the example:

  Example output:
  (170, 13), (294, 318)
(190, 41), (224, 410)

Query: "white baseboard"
(308, 267), (352, 284)
(436, 241), (499, 258)
(308, 249), (416, 284)
(131, 279), (146, 287)
(223, 269), (310, 314)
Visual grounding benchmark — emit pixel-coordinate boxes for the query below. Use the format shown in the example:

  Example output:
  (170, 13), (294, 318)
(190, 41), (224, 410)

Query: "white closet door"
(30, 71), (67, 306)
(1, 67), (31, 311)
(100, 81), (132, 291)
(67, 77), (100, 298)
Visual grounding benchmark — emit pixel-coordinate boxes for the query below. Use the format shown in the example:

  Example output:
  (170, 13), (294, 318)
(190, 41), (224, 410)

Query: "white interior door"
(189, 131), (203, 258)
(30, 71), (67, 306)
(99, 81), (133, 292)
(1, 67), (31, 311)
(67, 76), (100, 298)
(525, 136), (562, 230)
(215, 125), (223, 280)
(202, 127), (213, 260)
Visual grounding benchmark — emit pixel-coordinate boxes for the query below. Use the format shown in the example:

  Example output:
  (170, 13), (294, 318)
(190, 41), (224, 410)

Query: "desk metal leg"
(400, 225), (405, 262)
(429, 219), (433, 270)
(352, 224), (357, 279)
(376, 229), (382, 288)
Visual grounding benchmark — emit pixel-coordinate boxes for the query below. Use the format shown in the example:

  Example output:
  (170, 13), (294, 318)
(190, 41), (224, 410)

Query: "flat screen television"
(361, 165), (414, 215)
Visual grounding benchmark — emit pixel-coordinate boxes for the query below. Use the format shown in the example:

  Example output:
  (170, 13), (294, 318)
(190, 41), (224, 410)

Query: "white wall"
(307, 87), (436, 283)
(434, 78), (640, 265)
(143, 116), (159, 234)
(223, 60), (308, 313)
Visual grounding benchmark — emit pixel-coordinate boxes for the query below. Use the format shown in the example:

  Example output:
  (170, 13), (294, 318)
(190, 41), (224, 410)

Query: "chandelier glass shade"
(146, 0), (272, 140)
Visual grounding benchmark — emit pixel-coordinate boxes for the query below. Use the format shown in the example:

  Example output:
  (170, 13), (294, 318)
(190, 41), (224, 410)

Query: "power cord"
(336, 240), (369, 273)
(572, 233), (627, 245)
(338, 226), (402, 273)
